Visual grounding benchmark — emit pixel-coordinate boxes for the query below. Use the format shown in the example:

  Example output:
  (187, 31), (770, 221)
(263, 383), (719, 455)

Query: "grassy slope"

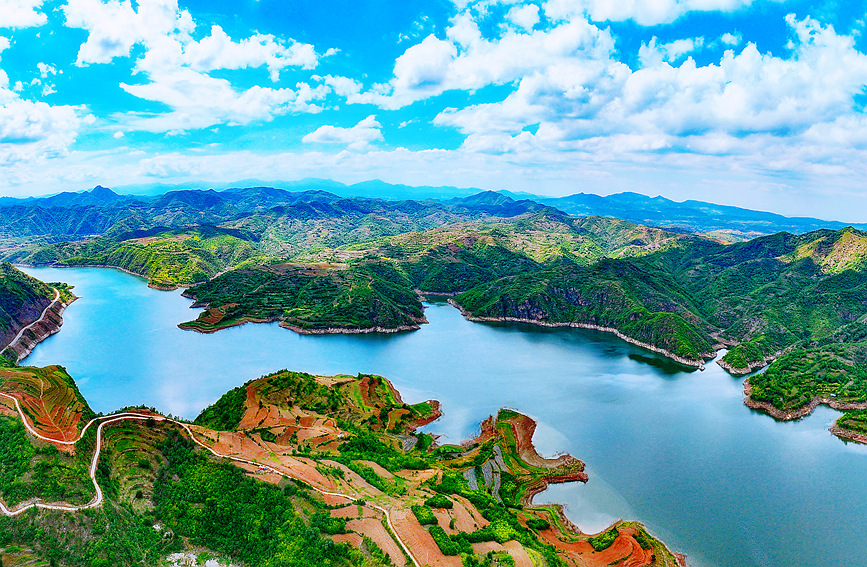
(748, 319), (867, 419)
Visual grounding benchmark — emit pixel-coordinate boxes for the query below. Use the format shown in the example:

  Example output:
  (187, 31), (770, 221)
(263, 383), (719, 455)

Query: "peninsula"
(0, 359), (686, 567)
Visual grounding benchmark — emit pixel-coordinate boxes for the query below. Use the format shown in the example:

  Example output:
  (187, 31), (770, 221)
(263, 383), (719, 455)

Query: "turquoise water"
(21, 266), (867, 567)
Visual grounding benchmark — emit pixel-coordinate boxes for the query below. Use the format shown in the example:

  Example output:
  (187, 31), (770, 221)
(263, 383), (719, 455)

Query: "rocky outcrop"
(3, 296), (74, 364)
(717, 356), (774, 376)
(743, 381), (867, 421)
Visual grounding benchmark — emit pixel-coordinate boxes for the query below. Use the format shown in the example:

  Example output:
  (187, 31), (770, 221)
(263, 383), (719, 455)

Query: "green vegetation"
(153, 431), (384, 567)
(425, 494), (453, 509)
(411, 504), (438, 526)
(181, 261), (424, 332)
(455, 258), (715, 362)
(748, 320), (867, 413)
(836, 409), (867, 435)
(193, 383), (247, 430)
(587, 526), (619, 552)
(29, 226), (261, 287)
(749, 350), (867, 411)
(525, 517), (550, 531)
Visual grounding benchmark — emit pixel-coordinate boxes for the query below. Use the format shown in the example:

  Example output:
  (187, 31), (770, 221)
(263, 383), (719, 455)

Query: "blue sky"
(2, 0), (867, 220)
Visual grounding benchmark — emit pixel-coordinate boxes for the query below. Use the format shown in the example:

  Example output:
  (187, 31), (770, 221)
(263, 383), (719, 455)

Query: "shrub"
(411, 505), (437, 526)
(588, 526), (619, 551)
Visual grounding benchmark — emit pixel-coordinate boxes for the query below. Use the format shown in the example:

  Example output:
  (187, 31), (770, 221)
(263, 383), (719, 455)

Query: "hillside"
(180, 261), (426, 333)
(6, 188), (867, 427)
(454, 260), (716, 364)
(0, 363), (685, 567)
(12, 227), (262, 289)
(0, 263), (75, 365)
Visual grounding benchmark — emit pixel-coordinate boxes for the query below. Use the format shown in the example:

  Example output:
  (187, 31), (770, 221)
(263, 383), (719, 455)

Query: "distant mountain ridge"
(1, 182), (864, 239)
(503, 191), (866, 236)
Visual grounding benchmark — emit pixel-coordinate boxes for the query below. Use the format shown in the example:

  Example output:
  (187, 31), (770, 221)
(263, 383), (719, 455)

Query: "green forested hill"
(455, 259), (716, 362)
(180, 261), (425, 333)
(11, 227), (262, 288)
(450, 227), (867, 368)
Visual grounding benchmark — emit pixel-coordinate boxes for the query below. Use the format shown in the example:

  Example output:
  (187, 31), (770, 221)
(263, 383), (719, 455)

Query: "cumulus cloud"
(120, 70), (328, 132)
(63, 0), (324, 132)
(354, 14), (619, 109)
(721, 31), (742, 46)
(0, 45), (81, 165)
(182, 25), (317, 80)
(302, 115), (383, 149)
(507, 4), (540, 31)
(0, 0), (48, 28)
(544, 0), (757, 26)
(427, 12), (867, 171)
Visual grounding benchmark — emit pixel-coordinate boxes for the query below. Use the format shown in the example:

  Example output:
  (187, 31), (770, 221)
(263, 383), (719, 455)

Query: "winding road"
(0, 390), (420, 567)
(2, 288), (61, 364)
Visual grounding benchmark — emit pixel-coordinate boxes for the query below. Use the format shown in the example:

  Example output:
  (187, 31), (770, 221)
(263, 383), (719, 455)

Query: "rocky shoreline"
(829, 424), (867, 444)
(179, 315), (427, 335)
(280, 320), (424, 335)
(717, 355), (775, 376)
(742, 381), (867, 421)
(448, 299), (711, 369)
(4, 294), (75, 364)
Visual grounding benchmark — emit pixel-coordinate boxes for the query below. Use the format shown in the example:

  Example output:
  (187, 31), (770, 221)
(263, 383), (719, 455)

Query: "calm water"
(21, 266), (867, 567)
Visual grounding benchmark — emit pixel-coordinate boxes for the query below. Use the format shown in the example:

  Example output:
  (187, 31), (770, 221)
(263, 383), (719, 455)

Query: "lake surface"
(21, 266), (867, 567)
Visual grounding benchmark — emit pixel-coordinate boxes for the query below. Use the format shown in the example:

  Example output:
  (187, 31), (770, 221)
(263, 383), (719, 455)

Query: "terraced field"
(0, 365), (95, 445)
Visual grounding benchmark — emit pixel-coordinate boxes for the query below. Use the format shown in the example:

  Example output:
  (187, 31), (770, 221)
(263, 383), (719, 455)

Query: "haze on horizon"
(1, 0), (866, 222)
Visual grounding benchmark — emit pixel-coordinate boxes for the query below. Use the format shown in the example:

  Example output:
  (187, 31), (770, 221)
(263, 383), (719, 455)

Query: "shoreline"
(742, 381), (867, 421)
(829, 424), (867, 444)
(716, 357), (771, 376)
(179, 315), (427, 335)
(14, 262), (200, 291)
(2, 288), (75, 364)
(448, 299), (711, 369)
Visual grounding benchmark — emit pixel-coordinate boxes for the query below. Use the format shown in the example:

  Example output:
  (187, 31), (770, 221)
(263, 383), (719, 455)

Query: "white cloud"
(507, 4), (540, 31)
(64, 0), (318, 75)
(721, 31), (742, 46)
(0, 0), (47, 28)
(543, 0), (759, 26)
(63, 0), (325, 132)
(302, 115), (383, 149)
(0, 37), (81, 165)
(431, 13), (867, 165)
(178, 25), (317, 80)
(120, 70), (327, 132)
(354, 15), (619, 109)
(36, 62), (57, 78)
(320, 75), (363, 98)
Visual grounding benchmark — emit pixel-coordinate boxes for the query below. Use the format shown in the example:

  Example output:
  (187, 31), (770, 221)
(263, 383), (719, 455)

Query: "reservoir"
(20, 266), (867, 567)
